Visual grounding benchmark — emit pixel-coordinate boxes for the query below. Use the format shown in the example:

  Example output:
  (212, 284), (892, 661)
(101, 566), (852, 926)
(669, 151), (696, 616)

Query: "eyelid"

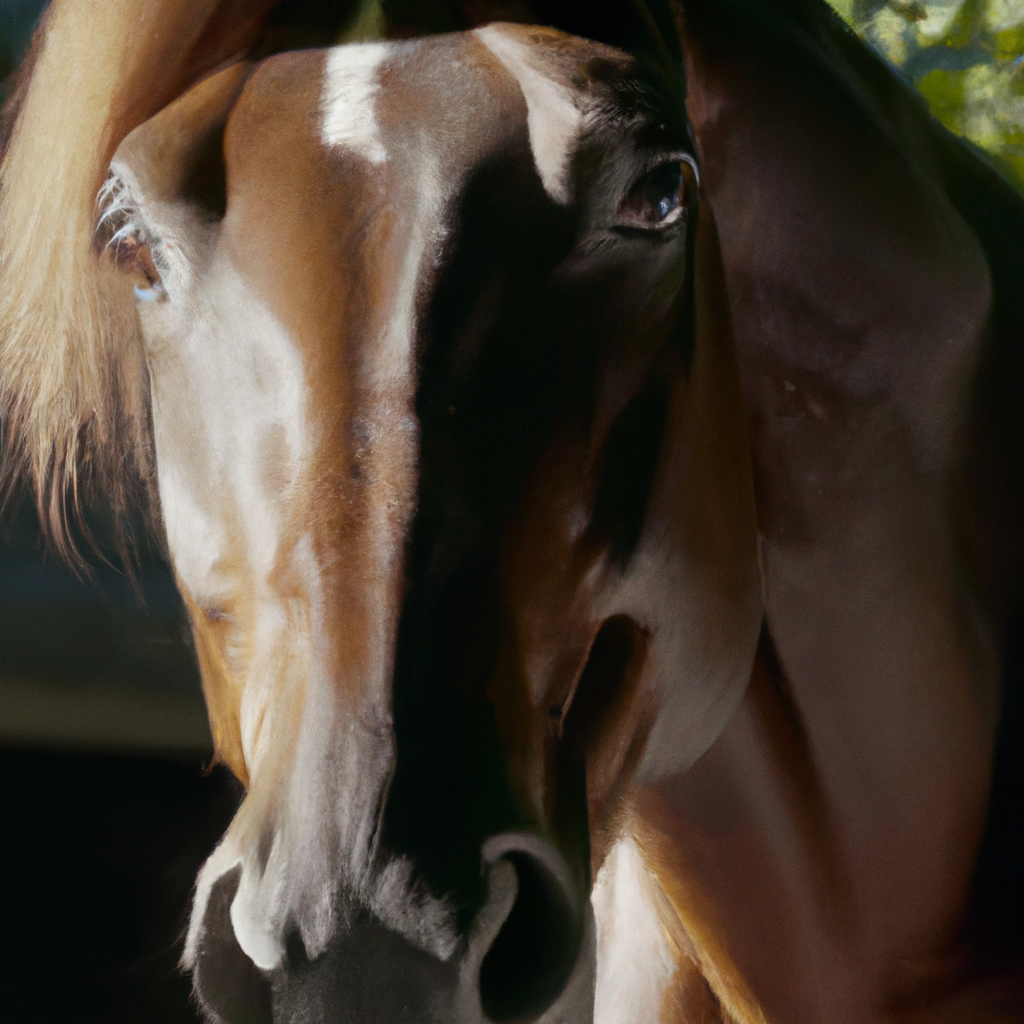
(632, 150), (699, 187)
(98, 169), (170, 299)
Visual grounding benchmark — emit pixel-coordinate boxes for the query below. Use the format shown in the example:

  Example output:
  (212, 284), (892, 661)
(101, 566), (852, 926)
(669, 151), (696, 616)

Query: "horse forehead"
(223, 27), (617, 243)
(228, 33), (521, 183)
(314, 28), (608, 176)
(213, 31), (594, 441)
(216, 39), (497, 354)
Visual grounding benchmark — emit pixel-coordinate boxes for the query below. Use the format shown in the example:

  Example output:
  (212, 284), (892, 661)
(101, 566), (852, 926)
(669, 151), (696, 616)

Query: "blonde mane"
(0, 1), (152, 562)
(0, 0), (282, 562)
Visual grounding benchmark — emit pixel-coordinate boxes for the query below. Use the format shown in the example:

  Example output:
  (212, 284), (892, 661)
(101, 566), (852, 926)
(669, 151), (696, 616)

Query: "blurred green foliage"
(827, 0), (1024, 187)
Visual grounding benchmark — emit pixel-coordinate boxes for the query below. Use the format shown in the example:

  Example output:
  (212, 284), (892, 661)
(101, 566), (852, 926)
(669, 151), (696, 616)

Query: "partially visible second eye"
(615, 156), (696, 229)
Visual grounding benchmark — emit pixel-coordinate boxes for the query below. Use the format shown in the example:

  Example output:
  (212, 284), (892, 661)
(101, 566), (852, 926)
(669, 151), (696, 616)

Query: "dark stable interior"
(0, 747), (240, 1024)
(0, 487), (233, 1022)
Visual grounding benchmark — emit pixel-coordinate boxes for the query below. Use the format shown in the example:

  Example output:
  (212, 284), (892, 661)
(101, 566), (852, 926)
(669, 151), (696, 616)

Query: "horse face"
(106, 23), (760, 1022)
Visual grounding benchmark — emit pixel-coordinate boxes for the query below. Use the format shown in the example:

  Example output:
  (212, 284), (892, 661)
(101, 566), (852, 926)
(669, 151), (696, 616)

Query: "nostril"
(477, 836), (584, 1022)
(191, 866), (273, 1024)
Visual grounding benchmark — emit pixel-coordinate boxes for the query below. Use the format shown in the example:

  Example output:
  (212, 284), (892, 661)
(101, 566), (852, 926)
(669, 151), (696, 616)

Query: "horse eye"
(108, 230), (166, 300)
(616, 158), (693, 229)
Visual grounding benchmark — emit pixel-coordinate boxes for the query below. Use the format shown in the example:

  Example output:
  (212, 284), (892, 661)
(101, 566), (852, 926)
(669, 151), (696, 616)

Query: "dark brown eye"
(616, 157), (695, 229)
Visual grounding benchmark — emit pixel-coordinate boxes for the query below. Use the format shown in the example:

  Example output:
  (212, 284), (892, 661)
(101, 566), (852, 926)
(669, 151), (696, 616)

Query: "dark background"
(0, 490), (237, 1023)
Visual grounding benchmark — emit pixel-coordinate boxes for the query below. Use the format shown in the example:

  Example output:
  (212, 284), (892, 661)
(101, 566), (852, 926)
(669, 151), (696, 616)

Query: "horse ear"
(0, 0), (348, 561)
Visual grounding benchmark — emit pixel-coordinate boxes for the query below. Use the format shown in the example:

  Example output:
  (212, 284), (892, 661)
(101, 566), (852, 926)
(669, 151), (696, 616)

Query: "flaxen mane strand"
(0, 0), (285, 562)
(0, 0), (150, 563)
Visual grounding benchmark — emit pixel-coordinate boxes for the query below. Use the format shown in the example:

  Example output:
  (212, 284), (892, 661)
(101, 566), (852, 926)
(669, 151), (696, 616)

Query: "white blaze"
(474, 25), (585, 204)
(321, 42), (391, 164)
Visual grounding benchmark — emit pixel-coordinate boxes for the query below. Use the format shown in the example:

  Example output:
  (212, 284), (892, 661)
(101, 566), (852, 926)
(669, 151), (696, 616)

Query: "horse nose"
(462, 832), (595, 1024)
(270, 834), (594, 1024)
(192, 837), (594, 1024)
(272, 907), (460, 1022)
(270, 835), (594, 1024)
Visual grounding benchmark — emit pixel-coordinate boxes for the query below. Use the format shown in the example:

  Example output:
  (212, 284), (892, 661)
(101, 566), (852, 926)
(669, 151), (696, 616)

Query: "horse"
(0, 2), (762, 1020)
(1, 1), (1022, 1022)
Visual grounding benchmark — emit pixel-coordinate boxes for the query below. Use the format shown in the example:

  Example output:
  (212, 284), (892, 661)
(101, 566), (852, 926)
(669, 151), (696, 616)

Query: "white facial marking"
(223, 538), (456, 971)
(150, 261), (454, 967)
(115, 65), (456, 967)
(147, 264), (307, 608)
(474, 25), (585, 204)
(592, 835), (677, 1024)
(321, 42), (391, 164)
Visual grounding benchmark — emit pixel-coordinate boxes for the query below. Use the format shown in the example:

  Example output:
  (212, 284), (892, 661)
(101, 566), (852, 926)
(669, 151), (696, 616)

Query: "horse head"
(0, 7), (761, 1022)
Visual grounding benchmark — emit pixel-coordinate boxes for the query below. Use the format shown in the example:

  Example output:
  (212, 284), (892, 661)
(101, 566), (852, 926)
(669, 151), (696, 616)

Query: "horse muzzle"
(191, 832), (595, 1024)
